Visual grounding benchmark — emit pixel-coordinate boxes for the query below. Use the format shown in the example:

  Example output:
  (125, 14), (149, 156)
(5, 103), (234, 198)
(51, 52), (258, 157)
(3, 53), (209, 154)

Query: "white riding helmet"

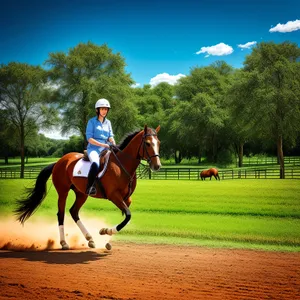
(95, 98), (111, 109)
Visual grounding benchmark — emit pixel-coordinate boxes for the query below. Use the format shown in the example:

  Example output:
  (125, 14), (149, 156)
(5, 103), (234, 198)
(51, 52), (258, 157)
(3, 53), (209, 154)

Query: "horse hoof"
(99, 228), (107, 235)
(60, 241), (69, 250)
(99, 228), (112, 236)
(88, 240), (96, 248)
(105, 242), (112, 250)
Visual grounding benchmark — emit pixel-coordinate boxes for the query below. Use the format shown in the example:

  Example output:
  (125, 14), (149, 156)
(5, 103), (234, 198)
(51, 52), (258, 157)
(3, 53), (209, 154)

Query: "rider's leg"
(86, 151), (100, 195)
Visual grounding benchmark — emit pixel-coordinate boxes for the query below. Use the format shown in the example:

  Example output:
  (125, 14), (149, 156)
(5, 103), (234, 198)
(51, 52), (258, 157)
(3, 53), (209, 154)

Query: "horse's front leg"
(100, 196), (131, 236)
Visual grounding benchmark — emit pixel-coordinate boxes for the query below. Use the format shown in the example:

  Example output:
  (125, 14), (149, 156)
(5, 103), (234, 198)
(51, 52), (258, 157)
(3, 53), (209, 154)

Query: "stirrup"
(86, 186), (97, 196)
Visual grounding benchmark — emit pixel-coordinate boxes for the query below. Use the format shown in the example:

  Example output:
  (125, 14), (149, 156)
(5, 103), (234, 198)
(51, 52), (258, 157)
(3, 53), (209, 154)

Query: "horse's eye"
(145, 140), (151, 147)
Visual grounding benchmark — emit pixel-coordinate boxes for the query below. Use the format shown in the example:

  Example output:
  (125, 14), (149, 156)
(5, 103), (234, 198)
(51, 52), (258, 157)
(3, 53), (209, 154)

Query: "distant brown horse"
(15, 125), (161, 250)
(200, 168), (220, 180)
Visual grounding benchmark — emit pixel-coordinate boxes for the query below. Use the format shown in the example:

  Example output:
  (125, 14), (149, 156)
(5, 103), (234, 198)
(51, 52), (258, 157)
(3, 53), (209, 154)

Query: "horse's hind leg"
(57, 191), (70, 250)
(69, 189), (95, 248)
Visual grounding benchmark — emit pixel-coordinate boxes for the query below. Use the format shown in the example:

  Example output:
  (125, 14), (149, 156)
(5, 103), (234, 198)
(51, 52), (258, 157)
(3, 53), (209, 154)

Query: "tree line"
(1, 41), (300, 178)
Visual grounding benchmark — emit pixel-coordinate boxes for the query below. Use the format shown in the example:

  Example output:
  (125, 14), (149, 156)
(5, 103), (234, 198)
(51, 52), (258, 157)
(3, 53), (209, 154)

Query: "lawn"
(0, 179), (299, 251)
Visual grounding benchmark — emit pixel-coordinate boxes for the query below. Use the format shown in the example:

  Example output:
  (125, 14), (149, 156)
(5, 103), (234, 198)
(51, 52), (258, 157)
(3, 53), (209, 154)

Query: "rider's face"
(99, 107), (108, 116)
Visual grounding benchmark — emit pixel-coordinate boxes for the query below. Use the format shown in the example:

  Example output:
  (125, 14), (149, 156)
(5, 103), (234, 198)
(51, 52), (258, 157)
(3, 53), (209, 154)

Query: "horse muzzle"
(148, 155), (161, 172)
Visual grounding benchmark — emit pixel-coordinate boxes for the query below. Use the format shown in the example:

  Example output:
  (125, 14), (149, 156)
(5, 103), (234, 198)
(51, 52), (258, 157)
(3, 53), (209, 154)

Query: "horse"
(200, 168), (220, 180)
(15, 125), (161, 250)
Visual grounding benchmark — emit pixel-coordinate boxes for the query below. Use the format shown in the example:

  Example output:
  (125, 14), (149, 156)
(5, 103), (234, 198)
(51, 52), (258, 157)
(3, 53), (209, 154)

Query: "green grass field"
(0, 179), (299, 252)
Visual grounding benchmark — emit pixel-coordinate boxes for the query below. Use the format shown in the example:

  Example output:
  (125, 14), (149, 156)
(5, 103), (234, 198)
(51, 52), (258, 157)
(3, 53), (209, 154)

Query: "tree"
(228, 69), (254, 167)
(0, 63), (58, 177)
(46, 42), (137, 144)
(173, 63), (233, 163)
(240, 42), (300, 178)
(0, 110), (19, 163)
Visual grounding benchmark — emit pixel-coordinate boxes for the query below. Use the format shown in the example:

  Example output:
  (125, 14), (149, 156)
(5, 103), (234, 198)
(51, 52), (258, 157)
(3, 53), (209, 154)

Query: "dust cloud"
(0, 215), (112, 251)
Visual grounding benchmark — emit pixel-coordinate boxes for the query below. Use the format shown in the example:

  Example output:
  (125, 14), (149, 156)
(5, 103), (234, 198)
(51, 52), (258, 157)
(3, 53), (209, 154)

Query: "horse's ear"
(156, 125), (161, 133)
(144, 124), (148, 134)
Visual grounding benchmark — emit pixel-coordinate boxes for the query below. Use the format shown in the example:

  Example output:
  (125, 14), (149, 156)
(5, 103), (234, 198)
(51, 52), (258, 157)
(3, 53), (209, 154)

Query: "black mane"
(117, 130), (140, 150)
(116, 127), (157, 150)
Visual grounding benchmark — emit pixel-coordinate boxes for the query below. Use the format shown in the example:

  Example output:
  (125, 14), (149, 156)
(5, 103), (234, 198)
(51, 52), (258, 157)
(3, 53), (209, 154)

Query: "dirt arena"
(0, 218), (299, 299)
(0, 243), (299, 299)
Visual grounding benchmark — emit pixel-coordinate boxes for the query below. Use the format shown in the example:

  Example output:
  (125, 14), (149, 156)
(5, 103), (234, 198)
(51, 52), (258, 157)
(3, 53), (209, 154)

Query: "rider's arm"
(88, 138), (110, 148)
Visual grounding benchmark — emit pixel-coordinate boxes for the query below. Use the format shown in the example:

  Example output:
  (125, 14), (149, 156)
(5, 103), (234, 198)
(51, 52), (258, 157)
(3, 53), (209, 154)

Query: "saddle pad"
(73, 158), (108, 178)
(73, 159), (91, 178)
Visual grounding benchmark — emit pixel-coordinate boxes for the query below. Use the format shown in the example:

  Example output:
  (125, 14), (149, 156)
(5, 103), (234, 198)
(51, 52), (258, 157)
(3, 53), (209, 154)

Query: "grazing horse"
(15, 125), (161, 250)
(200, 168), (220, 180)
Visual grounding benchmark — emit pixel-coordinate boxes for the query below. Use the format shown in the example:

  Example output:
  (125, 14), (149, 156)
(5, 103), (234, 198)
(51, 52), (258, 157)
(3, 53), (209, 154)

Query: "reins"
(108, 132), (160, 201)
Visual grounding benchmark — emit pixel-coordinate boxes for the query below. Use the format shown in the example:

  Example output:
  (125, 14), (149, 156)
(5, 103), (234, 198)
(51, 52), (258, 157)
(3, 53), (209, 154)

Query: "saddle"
(73, 150), (111, 179)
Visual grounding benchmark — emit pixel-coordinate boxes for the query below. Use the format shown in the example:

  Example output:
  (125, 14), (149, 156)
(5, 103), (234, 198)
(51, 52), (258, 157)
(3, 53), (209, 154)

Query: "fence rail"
(143, 167), (300, 180)
(1, 166), (300, 180)
(236, 156), (300, 167)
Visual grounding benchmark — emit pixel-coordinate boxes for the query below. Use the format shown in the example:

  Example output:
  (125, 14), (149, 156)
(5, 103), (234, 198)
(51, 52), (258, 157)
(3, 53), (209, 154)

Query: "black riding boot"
(86, 162), (98, 195)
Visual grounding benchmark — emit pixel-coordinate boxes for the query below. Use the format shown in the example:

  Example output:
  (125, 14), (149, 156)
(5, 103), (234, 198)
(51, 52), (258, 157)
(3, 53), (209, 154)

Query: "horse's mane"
(117, 130), (140, 150)
(117, 127), (157, 150)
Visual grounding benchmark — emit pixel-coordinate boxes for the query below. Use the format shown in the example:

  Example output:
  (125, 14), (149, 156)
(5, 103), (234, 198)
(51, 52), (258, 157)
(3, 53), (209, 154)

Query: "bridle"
(108, 131), (160, 201)
(137, 133), (160, 164)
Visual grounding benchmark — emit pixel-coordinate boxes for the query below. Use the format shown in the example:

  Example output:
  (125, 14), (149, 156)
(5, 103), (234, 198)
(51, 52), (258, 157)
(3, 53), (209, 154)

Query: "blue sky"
(1, 0), (300, 88)
(1, 0), (300, 139)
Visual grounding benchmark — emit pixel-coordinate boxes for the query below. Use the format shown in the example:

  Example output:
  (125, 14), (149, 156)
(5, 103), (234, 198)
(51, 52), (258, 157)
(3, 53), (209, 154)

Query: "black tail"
(15, 163), (56, 224)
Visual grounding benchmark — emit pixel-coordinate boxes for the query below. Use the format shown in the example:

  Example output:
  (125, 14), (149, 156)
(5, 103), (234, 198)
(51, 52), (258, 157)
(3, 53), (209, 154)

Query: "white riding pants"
(87, 150), (100, 168)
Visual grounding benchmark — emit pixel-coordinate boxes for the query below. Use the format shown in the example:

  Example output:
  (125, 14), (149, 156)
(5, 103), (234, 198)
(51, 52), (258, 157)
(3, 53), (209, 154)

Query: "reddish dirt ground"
(1, 243), (300, 300)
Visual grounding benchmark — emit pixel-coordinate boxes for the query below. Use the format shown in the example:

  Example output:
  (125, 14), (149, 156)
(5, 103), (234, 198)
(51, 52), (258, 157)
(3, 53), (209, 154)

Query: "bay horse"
(200, 168), (220, 180)
(15, 125), (161, 250)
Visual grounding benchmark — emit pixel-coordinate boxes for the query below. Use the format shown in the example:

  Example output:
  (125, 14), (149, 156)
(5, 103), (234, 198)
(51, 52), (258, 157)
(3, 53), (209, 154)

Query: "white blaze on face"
(147, 137), (159, 157)
(150, 137), (161, 168)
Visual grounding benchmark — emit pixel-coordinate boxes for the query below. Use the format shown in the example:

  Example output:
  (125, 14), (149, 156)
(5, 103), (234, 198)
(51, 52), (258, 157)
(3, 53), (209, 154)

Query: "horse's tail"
(15, 163), (56, 224)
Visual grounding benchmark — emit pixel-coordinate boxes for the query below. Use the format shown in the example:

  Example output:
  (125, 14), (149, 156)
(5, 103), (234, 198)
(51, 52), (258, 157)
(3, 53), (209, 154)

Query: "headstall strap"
(140, 133), (160, 163)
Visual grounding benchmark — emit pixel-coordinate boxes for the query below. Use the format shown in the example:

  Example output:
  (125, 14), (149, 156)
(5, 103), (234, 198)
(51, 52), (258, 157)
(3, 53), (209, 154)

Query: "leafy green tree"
(62, 135), (85, 154)
(0, 110), (19, 163)
(46, 42), (137, 144)
(0, 63), (58, 177)
(173, 62), (233, 163)
(131, 83), (175, 159)
(228, 69), (254, 167)
(239, 42), (300, 178)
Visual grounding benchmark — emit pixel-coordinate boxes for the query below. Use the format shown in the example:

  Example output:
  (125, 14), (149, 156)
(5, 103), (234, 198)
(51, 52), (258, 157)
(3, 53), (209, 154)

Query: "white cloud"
(269, 19), (300, 33)
(238, 41), (257, 50)
(149, 73), (186, 87)
(131, 83), (141, 88)
(196, 42), (233, 57)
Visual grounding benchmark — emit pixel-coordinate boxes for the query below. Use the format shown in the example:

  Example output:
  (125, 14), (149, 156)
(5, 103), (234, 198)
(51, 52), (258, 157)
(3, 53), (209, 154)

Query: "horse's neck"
(119, 132), (143, 174)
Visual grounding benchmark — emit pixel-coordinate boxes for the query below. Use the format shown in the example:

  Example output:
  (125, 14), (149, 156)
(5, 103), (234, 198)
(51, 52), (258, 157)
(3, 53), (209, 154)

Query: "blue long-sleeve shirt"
(86, 117), (114, 154)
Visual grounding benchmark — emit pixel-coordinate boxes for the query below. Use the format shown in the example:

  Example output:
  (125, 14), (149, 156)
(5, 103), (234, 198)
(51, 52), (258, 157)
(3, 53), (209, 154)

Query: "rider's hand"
(109, 144), (117, 151)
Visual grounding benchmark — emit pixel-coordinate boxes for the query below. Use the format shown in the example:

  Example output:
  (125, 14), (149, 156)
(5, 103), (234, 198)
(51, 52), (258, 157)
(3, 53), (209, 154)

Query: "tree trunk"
(20, 133), (25, 179)
(212, 133), (217, 163)
(198, 146), (202, 164)
(277, 134), (285, 179)
(5, 156), (8, 164)
(174, 150), (182, 164)
(238, 142), (244, 168)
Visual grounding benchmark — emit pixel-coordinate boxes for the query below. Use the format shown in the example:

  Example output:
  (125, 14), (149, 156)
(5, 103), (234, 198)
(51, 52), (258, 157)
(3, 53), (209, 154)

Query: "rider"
(85, 98), (116, 195)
